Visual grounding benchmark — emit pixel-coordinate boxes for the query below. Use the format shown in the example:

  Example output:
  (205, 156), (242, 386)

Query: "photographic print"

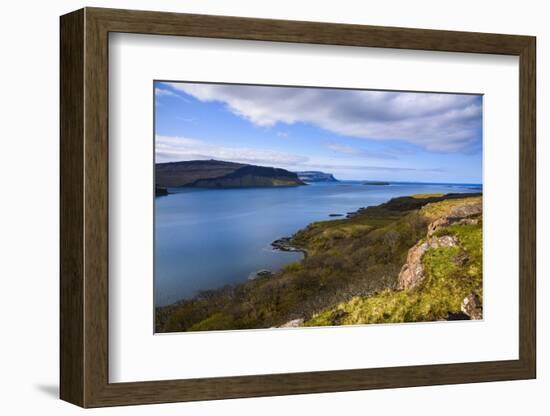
(154, 81), (483, 333)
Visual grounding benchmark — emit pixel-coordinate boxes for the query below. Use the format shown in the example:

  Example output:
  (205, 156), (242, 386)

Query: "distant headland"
(155, 159), (305, 189)
(295, 171), (338, 183)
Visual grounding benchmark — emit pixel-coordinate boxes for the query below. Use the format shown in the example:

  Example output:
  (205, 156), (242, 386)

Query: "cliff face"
(295, 171), (338, 182)
(156, 160), (305, 188)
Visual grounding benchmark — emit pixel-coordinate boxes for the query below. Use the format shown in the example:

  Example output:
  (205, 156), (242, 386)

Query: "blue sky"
(154, 81), (482, 183)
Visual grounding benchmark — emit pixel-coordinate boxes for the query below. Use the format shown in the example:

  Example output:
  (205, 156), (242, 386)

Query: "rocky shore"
(271, 237), (307, 256)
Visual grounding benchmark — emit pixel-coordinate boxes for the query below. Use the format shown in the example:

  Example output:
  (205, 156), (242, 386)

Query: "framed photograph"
(60, 7), (536, 408)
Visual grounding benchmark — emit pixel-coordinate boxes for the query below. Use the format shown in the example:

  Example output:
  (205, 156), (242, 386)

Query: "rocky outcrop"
(398, 235), (458, 290)
(461, 293), (483, 319)
(248, 269), (273, 280)
(271, 237), (307, 255)
(279, 318), (304, 328)
(427, 201), (482, 236)
(398, 199), (482, 290)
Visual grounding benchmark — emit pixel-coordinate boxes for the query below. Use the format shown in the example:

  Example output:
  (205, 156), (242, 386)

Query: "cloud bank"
(155, 135), (443, 174)
(155, 135), (308, 166)
(155, 87), (178, 98)
(163, 82), (482, 153)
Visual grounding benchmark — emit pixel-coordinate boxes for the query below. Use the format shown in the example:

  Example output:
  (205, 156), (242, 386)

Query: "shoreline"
(158, 191), (480, 305)
(271, 237), (308, 257)
(156, 191), (483, 332)
(156, 191), (482, 328)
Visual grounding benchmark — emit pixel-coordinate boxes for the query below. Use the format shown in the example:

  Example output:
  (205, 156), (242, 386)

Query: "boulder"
(427, 202), (482, 237)
(449, 203), (482, 219)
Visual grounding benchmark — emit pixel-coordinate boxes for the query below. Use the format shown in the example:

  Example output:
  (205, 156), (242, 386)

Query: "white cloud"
(155, 135), (443, 176)
(155, 135), (308, 166)
(155, 87), (192, 104)
(163, 82), (482, 153)
(155, 87), (178, 97)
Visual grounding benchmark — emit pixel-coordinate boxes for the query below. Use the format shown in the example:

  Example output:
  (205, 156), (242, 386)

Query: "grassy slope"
(156, 193), (481, 332)
(306, 199), (482, 326)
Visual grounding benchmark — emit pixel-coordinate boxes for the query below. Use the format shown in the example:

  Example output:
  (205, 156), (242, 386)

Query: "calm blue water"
(155, 182), (480, 306)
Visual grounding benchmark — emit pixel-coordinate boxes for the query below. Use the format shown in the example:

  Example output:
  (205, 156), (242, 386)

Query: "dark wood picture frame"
(60, 7), (536, 408)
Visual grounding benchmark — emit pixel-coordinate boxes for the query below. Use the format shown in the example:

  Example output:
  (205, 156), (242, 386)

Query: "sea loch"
(155, 181), (480, 306)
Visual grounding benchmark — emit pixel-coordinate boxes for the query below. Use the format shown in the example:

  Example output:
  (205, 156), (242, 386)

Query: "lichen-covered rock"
(449, 203), (482, 219)
(432, 235), (458, 248)
(427, 201), (482, 237)
(279, 318), (304, 328)
(398, 235), (458, 290)
(461, 293), (483, 320)
(427, 217), (450, 236)
(398, 241), (429, 290)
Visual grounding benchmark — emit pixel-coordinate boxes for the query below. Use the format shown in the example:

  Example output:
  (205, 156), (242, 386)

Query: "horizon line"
(155, 158), (481, 186)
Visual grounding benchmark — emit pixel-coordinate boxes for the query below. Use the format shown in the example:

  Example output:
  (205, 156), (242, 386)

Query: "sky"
(154, 81), (483, 183)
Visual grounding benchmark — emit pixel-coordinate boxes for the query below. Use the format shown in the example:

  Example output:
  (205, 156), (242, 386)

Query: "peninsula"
(156, 159), (305, 189)
(295, 171), (338, 182)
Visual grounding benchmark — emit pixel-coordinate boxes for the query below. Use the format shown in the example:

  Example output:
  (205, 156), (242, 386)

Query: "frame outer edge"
(60, 7), (537, 407)
(83, 6), (111, 408)
(60, 8), (86, 407)
(519, 37), (537, 378)
(85, 6), (532, 55)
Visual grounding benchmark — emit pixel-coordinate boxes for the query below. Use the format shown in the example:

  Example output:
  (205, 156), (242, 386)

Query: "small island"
(363, 181), (390, 186)
(156, 159), (305, 189)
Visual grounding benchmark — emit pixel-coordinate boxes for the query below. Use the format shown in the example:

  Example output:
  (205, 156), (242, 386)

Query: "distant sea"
(155, 181), (481, 306)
